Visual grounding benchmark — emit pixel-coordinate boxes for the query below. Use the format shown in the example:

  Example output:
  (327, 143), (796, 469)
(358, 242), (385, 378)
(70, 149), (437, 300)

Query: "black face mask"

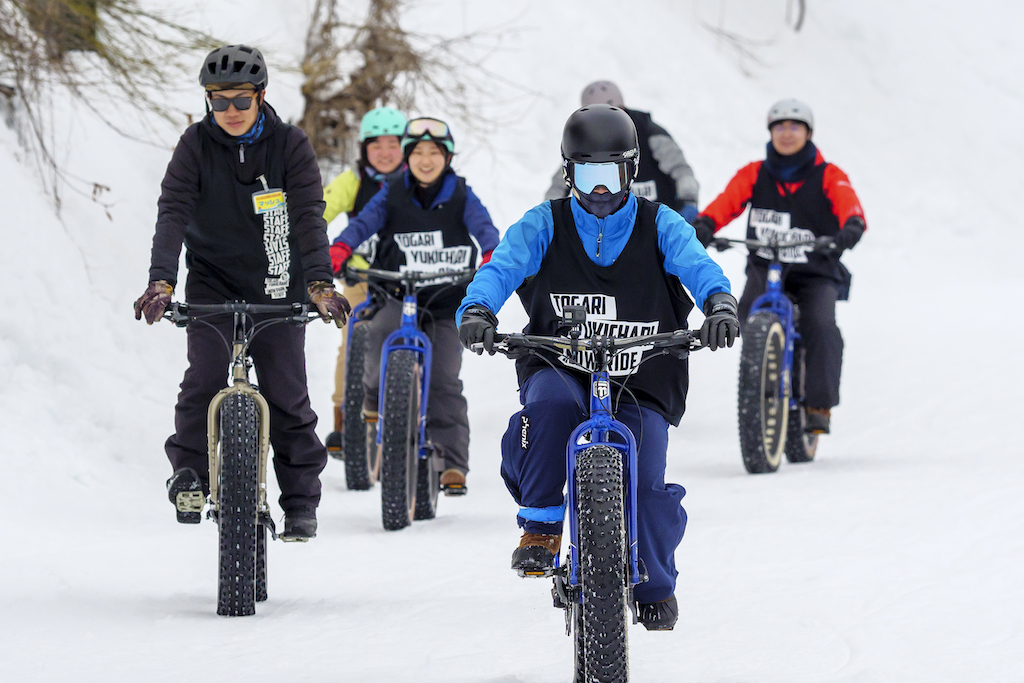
(576, 186), (630, 218)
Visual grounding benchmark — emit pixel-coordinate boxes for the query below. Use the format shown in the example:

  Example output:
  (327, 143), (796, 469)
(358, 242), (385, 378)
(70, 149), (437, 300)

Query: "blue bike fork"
(564, 370), (642, 591)
(376, 295), (432, 457)
(749, 261), (800, 410)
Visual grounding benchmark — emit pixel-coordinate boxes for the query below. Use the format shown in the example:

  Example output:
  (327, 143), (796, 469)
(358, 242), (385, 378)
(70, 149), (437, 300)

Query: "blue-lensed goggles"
(568, 161), (629, 195)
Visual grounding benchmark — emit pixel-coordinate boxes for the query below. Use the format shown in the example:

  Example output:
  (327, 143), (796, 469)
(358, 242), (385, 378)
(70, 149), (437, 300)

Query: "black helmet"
(561, 104), (639, 186)
(199, 45), (268, 90)
(562, 104), (638, 166)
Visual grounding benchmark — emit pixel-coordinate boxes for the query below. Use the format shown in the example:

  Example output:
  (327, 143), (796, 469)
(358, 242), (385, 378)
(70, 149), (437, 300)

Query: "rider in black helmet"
(135, 44), (349, 541)
(457, 103), (739, 631)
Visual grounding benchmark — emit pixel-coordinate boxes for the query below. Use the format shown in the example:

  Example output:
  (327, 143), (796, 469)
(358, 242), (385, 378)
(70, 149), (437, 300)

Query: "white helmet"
(767, 98), (814, 131)
(581, 80), (625, 108)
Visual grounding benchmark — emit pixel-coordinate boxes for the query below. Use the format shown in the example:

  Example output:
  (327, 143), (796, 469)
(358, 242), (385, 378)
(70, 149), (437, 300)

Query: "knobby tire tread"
(738, 311), (788, 474)
(413, 452), (439, 521)
(217, 393), (259, 616)
(380, 350), (419, 531)
(255, 522), (268, 602)
(343, 322), (374, 490)
(784, 342), (818, 463)
(576, 445), (629, 683)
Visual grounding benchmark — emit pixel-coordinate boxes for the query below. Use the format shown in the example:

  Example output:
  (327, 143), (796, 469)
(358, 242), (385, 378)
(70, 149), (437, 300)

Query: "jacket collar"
(403, 167), (458, 209)
(569, 192), (638, 238)
(201, 101), (279, 147)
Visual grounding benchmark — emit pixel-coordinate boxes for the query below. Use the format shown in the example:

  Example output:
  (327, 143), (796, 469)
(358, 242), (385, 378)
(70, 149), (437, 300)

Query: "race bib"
(631, 179), (658, 201)
(749, 208), (815, 263)
(548, 293), (658, 377)
(394, 230), (472, 282)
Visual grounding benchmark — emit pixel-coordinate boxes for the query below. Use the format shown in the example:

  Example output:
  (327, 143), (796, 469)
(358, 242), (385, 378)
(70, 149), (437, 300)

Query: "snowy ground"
(1, 1), (1022, 681)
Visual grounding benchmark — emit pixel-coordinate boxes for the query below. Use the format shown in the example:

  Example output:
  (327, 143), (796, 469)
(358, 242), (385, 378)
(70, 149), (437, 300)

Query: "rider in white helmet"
(691, 98), (867, 435)
(544, 80), (701, 223)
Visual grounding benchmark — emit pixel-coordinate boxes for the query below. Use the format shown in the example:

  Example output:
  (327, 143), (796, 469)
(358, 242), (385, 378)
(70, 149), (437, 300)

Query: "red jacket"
(701, 149), (865, 235)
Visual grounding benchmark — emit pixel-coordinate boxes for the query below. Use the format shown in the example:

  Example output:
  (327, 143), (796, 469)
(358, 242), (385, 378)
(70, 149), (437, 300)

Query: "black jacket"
(148, 103), (333, 303)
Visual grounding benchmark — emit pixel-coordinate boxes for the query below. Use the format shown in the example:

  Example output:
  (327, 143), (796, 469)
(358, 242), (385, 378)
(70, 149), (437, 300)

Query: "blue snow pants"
(500, 368), (687, 604)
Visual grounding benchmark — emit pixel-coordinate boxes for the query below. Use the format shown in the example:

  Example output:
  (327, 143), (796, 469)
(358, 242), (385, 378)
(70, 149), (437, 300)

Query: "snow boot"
(167, 467), (208, 524)
(637, 594), (678, 631)
(326, 405), (344, 459)
(440, 468), (467, 496)
(805, 407), (831, 434)
(281, 507), (317, 542)
(511, 532), (561, 577)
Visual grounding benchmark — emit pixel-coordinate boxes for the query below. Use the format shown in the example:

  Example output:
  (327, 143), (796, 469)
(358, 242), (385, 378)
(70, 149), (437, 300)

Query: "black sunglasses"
(208, 94), (256, 112)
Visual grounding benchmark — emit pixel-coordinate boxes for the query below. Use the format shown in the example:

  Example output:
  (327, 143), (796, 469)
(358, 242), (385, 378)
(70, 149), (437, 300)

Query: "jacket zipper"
(239, 144), (245, 163)
(596, 221), (604, 258)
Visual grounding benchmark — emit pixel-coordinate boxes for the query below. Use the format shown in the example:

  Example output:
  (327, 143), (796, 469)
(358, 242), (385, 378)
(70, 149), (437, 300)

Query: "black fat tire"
(785, 341), (819, 463)
(738, 311), (789, 474)
(380, 350), (420, 531)
(572, 601), (587, 683)
(576, 445), (629, 683)
(217, 393), (259, 617)
(343, 322), (377, 490)
(413, 451), (440, 521)
(255, 522), (268, 602)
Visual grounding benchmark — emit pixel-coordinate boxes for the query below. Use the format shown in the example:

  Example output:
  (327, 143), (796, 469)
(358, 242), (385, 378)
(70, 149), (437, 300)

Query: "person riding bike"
(544, 80), (701, 222)
(457, 103), (739, 630)
(329, 117), (499, 494)
(133, 44), (350, 540)
(322, 107), (408, 450)
(691, 98), (867, 434)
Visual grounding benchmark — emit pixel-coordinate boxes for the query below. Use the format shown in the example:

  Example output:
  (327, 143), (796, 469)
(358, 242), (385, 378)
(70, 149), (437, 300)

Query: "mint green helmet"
(359, 107), (407, 142)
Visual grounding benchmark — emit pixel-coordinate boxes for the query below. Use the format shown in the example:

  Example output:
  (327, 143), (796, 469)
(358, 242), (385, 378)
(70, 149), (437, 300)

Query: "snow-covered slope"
(1, 1), (1021, 681)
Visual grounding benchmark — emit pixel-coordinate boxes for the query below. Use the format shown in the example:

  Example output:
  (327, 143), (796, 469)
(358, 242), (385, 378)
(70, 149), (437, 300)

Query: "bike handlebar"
(164, 301), (318, 326)
(473, 329), (702, 357)
(345, 266), (476, 287)
(712, 236), (819, 252)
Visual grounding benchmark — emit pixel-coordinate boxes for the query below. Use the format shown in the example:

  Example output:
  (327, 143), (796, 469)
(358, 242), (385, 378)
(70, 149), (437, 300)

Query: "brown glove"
(133, 280), (173, 325)
(308, 281), (351, 328)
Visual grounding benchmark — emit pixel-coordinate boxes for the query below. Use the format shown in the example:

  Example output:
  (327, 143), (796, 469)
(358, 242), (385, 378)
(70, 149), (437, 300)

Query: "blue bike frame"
(564, 371), (643, 591)
(344, 296), (375, 351)
(748, 261), (800, 411)
(375, 296), (433, 461)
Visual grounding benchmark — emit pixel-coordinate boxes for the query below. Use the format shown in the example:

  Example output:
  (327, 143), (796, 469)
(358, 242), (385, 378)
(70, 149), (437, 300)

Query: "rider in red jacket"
(691, 99), (866, 434)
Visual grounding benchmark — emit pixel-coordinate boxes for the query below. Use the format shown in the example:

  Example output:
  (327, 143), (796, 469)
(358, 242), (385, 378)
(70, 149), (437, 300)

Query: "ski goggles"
(567, 160), (630, 195)
(208, 94), (255, 112)
(406, 118), (451, 138)
(403, 117), (455, 153)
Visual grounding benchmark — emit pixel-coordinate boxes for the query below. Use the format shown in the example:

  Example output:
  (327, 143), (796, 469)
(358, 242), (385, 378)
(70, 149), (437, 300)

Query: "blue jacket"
(457, 194), (731, 322)
(331, 168), (499, 255)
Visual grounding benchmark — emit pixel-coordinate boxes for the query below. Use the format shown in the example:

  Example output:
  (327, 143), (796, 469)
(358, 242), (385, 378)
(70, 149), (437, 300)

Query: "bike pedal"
(175, 491), (205, 523)
(442, 484), (467, 497)
(279, 535), (310, 543)
(516, 567), (555, 579)
(326, 431), (343, 459)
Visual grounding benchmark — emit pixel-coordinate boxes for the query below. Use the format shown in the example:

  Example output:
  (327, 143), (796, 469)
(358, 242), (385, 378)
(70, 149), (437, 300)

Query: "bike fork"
(206, 345), (275, 535)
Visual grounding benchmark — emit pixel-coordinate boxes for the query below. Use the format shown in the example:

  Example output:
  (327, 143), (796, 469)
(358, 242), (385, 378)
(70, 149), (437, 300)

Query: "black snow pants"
(164, 308), (327, 513)
(362, 298), (470, 474)
(738, 263), (844, 410)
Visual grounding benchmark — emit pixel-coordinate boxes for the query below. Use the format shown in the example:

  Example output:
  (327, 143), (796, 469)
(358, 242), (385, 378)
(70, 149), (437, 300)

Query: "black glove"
(691, 215), (716, 248)
(459, 305), (498, 355)
(699, 292), (740, 351)
(835, 216), (865, 251)
(814, 235), (840, 254)
(816, 216), (865, 255)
